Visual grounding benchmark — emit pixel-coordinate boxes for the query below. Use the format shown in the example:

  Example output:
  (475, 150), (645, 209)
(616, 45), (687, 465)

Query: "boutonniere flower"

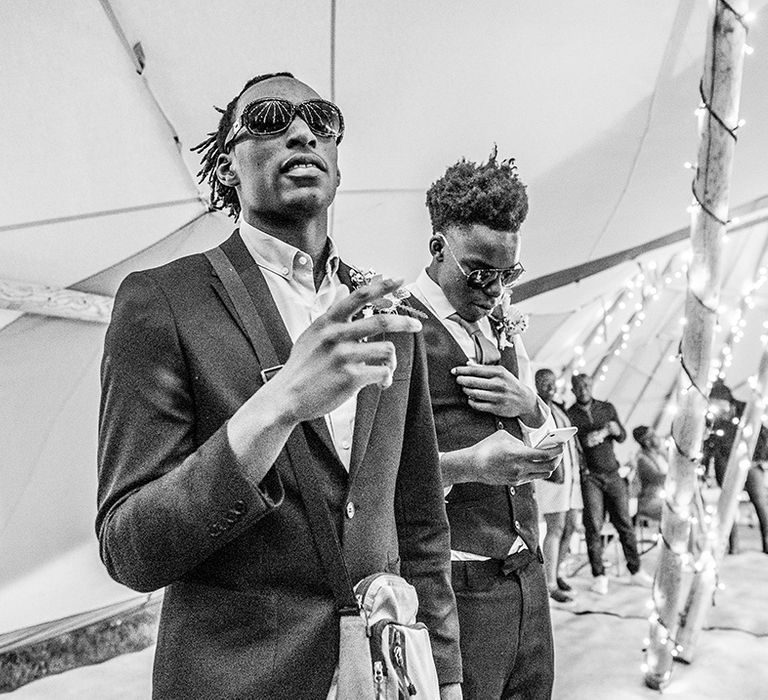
(490, 294), (529, 348)
(348, 267), (426, 319)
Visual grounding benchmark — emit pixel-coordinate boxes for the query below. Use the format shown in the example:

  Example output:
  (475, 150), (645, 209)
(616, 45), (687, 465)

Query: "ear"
(336, 167), (342, 187)
(215, 151), (240, 188)
(429, 232), (444, 260)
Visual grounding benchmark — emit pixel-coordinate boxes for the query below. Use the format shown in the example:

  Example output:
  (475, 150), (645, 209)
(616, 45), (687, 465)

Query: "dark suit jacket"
(96, 232), (461, 699)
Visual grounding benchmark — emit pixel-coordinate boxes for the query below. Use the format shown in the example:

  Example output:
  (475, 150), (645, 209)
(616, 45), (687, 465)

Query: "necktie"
(449, 313), (501, 365)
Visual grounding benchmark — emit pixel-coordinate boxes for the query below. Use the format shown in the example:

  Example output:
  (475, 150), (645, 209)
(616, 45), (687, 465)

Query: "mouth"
(473, 300), (495, 312)
(280, 154), (327, 174)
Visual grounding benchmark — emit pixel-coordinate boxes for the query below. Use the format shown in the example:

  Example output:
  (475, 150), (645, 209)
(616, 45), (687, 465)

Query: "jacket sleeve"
(394, 331), (462, 685)
(96, 271), (284, 592)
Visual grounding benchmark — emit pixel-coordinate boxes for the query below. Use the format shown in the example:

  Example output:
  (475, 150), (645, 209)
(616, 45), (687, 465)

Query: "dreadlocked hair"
(191, 72), (295, 219)
(425, 145), (529, 234)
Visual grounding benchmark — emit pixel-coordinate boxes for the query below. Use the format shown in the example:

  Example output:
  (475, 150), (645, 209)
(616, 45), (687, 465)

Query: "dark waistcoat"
(409, 296), (540, 558)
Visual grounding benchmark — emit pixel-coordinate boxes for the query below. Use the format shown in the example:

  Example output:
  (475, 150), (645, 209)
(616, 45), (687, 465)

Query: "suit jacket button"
(514, 520), (522, 530)
(208, 523), (222, 537)
(509, 486), (516, 495)
(346, 501), (356, 519)
(232, 500), (247, 515)
(497, 420), (504, 430)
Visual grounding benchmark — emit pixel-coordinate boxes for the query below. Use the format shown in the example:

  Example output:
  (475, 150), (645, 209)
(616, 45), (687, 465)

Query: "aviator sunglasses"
(224, 98), (345, 151)
(438, 233), (525, 289)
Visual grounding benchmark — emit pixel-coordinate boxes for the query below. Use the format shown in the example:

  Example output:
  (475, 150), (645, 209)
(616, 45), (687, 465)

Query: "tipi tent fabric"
(2, 0), (768, 643)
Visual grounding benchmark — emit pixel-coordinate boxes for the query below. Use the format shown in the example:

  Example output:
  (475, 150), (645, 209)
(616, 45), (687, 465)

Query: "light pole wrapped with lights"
(644, 0), (751, 689)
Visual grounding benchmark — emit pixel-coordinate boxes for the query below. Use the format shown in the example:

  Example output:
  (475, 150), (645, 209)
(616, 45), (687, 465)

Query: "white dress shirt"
(239, 219), (357, 470)
(409, 269), (554, 560)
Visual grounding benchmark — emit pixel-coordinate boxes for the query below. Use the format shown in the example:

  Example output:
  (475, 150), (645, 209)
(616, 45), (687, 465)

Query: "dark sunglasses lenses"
(244, 99), (343, 139)
(467, 265), (524, 289)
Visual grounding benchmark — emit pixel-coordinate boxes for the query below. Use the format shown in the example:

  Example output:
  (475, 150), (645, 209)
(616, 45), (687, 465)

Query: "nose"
(285, 115), (317, 148)
(484, 276), (504, 299)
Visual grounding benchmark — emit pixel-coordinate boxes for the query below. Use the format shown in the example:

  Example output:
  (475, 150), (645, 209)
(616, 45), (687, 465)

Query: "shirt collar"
(238, 217), (340, 281)
(414, 268), (461, 320)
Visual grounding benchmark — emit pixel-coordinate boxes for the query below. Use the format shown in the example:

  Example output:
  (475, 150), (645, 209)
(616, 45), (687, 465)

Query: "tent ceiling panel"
(0, 1), (199, 231)
(0, 202), (206, 287)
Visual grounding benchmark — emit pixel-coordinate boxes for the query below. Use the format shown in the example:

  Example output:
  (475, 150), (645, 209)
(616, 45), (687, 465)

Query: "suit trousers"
(452, 556), (554, 700)
(582, 471), (641, 576)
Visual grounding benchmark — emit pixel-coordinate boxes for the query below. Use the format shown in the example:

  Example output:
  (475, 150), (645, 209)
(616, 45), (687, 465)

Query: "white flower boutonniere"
(491, 294), (529, 348)
(348, 267), (426, 319)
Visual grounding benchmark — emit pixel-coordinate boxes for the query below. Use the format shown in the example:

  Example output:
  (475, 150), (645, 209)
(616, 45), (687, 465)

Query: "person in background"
(96, 72), (462, 699)
(567, 373), (653, 595)
(703, 379), (768, 555)
(534, 368), (583, 604)
(631, 425), (668, 521)
(408, 149), (562, 700)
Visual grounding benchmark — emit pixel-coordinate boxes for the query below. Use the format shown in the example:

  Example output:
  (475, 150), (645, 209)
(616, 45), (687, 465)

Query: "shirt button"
(298, 255), (307, 265)
(281, 266), (290, 275)
(346, 502), (356, 519)
(509, 487), (516, 496)
(341, 440), (351, 450)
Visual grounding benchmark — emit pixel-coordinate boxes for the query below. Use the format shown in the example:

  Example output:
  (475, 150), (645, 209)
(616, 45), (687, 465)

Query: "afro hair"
(425, 146), (528, 234)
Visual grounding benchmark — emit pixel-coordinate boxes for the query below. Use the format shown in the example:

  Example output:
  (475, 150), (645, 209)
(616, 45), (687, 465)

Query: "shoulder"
(116, 253), (212, 305)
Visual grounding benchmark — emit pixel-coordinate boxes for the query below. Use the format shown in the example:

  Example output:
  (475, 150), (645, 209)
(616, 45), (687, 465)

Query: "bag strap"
(204, 246), (359, 614)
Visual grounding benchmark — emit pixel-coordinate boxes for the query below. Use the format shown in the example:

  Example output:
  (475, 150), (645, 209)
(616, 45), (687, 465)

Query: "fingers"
(335, 340), (397, 370)
(341, 313), (422, 341)
(348, 361), (397, 389)
(323, 277), (405, 323)
(463, 388), (499, 403)
(452, 364), (511, 379)
(455, 374), (505, 391)
(530, 446), (564, 464)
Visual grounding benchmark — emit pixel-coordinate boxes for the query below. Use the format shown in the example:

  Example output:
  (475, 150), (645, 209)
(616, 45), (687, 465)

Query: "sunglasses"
(223, 98), (345, 151)
(439, 233), (525, 289)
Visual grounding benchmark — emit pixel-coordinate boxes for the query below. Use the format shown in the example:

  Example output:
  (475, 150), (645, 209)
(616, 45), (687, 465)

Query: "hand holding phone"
(534, 426), (578, 449)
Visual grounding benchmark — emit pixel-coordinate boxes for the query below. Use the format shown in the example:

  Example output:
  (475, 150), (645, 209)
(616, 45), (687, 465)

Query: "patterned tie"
(449, 313), (501, 365)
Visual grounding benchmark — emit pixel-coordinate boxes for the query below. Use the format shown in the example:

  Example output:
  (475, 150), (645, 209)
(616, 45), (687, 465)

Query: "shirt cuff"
(519, 398), (555, 446)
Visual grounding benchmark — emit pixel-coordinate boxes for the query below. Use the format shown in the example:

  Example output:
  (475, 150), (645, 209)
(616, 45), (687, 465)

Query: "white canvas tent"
(2, 0), (768, 649)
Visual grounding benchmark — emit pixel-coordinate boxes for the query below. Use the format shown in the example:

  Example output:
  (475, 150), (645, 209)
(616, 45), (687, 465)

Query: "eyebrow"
(463, 256), (517, 270)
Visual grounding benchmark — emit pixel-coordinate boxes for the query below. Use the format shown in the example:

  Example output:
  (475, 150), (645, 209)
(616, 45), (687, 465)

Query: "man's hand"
(271, 277), (422, 423)
(442, 430), (563, 486)
(440, 682), (463, 700)
(584, 428), (607, 448)
(451, 364), (543, 426)
(606, 420), (622, 438)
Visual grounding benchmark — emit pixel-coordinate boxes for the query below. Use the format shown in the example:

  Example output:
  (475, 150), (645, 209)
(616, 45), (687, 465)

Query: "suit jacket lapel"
(215, 231), (344, 471)
(338, 261), (382, 479)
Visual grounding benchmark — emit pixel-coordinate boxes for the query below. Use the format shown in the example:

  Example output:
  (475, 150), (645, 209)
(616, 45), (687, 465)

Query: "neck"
(242, 209), (329, 267)
(425, 262), (440, 286)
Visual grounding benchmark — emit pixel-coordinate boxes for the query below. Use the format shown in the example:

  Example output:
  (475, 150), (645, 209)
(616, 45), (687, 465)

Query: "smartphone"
(534, 426), (578, 449)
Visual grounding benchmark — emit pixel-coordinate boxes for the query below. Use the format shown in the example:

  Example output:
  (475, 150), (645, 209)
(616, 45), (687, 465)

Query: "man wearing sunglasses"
(407, 151), (560, 699)
(97, 73), (461, 699)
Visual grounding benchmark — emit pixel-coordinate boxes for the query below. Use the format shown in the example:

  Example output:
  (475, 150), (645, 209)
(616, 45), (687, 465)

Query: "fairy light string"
(645, 0), (752, 687)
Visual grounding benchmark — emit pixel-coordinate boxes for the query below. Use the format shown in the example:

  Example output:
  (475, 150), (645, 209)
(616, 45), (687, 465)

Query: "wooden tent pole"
(673, 237), (768, 659)
(644, 0), (749, 689)
(674, 341), (768, 659)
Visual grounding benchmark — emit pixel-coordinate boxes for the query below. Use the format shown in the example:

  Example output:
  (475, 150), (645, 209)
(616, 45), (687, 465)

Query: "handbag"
(205, 246), (441, 700)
